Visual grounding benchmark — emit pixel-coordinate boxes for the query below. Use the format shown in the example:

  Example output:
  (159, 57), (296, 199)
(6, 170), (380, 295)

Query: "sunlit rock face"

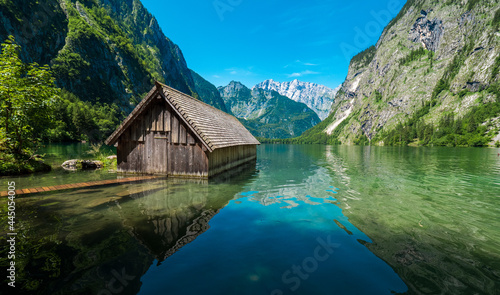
(255, 79), (340, 120)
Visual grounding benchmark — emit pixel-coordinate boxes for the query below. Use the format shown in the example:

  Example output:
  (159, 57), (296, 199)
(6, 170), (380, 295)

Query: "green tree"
(0, 35), (60, 155)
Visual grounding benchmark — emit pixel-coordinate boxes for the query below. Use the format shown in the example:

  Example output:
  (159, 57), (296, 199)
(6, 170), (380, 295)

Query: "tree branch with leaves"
(0, 35), (60, 156)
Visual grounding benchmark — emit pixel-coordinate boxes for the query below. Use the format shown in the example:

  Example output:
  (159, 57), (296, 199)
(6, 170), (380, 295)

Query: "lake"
(1, 144), (499, 294)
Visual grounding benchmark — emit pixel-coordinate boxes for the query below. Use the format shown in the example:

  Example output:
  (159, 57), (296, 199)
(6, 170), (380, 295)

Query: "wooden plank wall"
(166, 101), (208, 177)
(168, 144), (208, 177)
(117, 98), (209, 177)
(207, 145), (257, 177)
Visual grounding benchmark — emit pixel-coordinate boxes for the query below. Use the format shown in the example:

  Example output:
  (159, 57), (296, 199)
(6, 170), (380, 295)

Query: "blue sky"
(141, 0), (406, 89)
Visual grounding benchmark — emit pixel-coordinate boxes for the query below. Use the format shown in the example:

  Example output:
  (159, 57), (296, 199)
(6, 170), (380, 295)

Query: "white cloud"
(287, 70), (320, 78)
(285, 60), (319, 69)
(225, 67), (255, 76)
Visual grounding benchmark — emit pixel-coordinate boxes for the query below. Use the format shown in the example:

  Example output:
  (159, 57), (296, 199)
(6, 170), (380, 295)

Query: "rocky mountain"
(0, 0), (211, 112)
(255, 79), (340, 120)
(219, 81), (321, 138)
(300, 0), (500, 146)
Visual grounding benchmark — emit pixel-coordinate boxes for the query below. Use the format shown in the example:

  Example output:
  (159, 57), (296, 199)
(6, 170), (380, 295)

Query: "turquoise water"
(1, 144), (499, 294)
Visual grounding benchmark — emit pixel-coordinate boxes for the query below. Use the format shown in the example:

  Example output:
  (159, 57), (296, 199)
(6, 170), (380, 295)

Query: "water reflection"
(0, 143), (119, 190)
(321, 145), (500, 294)
(4, 144), (497, 294)
(247, 144), (339, 207)
(1, 166), (256, 294)
(118, 176), (253, 263)
(138, 145), (407, 295)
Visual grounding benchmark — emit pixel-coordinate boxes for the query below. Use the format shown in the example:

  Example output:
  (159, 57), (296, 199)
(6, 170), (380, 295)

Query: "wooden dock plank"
(0, 176), (163, 197)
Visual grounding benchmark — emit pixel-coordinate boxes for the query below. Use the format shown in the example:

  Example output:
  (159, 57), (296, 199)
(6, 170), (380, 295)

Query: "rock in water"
(81, 160), (103, 169)
(61, 160), (79, 170)
(61, 159), (103, 170)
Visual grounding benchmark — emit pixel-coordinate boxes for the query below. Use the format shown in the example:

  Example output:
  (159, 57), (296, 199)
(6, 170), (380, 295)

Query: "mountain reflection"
(246, 144), (338, 207)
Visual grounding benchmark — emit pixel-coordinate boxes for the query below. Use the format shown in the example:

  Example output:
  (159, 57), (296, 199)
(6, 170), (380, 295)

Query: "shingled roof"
(105, 82), (260, 152)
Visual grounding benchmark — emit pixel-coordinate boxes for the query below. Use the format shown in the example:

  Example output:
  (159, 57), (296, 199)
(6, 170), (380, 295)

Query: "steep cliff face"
(0, 0), (198, 111)
(97, 0), (196, 96)
(254, 79), (340, 120)
(409, 9), (445, 52)
(308, 0), (500, 145)
(219, 81), (321, 138)
(218, 81), (252, 115)
(0, 0), (68, 66)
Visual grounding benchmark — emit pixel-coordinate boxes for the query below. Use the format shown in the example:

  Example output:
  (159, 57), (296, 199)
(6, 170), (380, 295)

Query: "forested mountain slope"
(0, 0), (226, 141)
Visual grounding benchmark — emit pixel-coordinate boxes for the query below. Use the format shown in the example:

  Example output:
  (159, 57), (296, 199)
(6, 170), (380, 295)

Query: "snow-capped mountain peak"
(254, 79), (340, 120)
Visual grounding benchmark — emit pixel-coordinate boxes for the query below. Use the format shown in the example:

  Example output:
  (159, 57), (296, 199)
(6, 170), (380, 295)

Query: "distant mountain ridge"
(219, 81), (320, 139)
(254, 79), (340, 120)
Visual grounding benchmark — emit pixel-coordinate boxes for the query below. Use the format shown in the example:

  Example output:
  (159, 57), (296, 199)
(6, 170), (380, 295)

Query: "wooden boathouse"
(105, 82), (260, 178)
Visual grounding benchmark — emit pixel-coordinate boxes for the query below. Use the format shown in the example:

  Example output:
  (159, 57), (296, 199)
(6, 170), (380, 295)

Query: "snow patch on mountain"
(254, 79), (340, 120)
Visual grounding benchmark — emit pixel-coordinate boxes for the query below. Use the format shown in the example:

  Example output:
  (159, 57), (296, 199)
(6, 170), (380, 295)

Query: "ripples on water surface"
(1, 144), (499, 294)
(323, 146), (500, 294)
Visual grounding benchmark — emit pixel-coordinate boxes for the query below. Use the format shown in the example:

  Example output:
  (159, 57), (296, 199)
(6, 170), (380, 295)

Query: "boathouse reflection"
(8, 163), (256, 294)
